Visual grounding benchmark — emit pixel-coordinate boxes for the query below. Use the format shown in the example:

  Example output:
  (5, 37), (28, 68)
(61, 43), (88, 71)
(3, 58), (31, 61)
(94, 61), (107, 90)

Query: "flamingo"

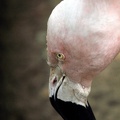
(46, 0), (120, 119)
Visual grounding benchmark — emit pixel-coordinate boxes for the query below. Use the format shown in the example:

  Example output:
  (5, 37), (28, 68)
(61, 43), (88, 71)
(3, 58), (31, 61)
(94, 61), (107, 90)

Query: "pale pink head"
(47, 0), (120, 87)
(46, 0), (120, 119)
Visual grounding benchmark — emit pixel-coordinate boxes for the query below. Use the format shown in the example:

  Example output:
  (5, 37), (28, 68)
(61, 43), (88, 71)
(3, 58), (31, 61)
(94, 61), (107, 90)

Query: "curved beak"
(48, 65), (91, 107)
(49, 66), (65, 98)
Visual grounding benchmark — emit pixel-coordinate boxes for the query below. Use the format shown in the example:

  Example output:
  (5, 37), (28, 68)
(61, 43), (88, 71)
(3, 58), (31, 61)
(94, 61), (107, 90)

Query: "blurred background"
(0, 0), (120, 120)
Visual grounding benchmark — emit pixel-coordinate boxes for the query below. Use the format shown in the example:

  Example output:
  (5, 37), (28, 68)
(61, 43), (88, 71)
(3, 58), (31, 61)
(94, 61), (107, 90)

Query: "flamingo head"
(46, 0), (120, 119)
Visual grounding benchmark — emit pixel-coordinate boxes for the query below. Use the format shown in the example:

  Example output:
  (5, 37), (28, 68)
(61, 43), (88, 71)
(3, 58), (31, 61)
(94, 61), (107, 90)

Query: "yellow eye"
(56, 53), (65, 61)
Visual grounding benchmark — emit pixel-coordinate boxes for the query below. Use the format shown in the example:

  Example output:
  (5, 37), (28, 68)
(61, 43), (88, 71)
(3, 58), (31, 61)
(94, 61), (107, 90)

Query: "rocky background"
(0, 0), (120, 120)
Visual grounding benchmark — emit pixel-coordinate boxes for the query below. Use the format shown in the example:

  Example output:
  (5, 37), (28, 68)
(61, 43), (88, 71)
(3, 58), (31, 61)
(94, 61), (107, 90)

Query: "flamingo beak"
(49, 66), (65, 98)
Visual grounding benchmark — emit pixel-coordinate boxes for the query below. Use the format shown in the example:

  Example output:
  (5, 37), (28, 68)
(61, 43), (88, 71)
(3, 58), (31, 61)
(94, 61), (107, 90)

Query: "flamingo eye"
(56, 53), (65, 61)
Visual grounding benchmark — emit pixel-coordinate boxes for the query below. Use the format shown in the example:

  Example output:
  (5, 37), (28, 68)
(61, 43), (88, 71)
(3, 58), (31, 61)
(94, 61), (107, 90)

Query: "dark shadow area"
(0, 0), (61, 120)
